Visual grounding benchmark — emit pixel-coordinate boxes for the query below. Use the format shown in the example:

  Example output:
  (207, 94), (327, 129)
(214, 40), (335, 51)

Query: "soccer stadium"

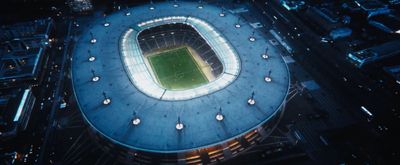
(71, 1), (290, 164)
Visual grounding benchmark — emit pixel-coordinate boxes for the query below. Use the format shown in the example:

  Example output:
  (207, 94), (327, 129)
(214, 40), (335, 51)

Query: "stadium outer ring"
(71, 1), (290, 159)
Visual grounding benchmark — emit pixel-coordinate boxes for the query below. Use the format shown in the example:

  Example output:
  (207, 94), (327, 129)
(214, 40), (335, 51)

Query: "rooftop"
(354, 0), (388, 11)
(0, 18), (52, 88)
(0, 87), (33, 138)
(0, 18), (53, 41)
(71, 2), (290, 153)
(348, 39), (400, 67)
(369, 14), (400, 33)
(384, 65), (400, 82)
(0, 39), (46, 86)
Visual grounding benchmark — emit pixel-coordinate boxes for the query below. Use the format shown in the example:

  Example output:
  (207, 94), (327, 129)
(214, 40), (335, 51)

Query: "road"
(250, 0), (399, 134)
(36, 20), (73, 165)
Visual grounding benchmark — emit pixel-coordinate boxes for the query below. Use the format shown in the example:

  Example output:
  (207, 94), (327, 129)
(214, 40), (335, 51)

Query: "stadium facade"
(71, 2), (290, 164)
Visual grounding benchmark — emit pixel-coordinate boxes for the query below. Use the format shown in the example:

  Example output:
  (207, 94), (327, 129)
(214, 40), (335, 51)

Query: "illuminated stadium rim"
(121, 16), (241, 101)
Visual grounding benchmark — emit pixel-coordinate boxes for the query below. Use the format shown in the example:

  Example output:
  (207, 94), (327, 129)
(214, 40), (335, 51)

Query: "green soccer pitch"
(147, 47), (209, 90)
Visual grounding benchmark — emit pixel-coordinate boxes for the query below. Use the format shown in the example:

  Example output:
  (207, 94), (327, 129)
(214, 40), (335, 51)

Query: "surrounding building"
(348, 39), (400, 67)
(384, 65), (400, 84)
(67, 0), (93, 13)
(354, 0), (391, 17)
(0, 18), (54, 88)
(0, 87), (35, 140)
(369, 14), (400, 34)
(0, 18), (53, 142)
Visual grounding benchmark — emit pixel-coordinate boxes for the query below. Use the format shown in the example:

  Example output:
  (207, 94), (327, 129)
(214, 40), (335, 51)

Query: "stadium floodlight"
(103, 98), (111, 105)
(90, 32), (96, 44)
(91, 38), (97, 44)
(173, 0), (179, 8)
(175, 117), (184, 131)
(149, 0), (155, 11)
(89, 56), (96, 62)
(88, 50), (96, 62)
(264, 76), (272, 82)
(262, 48), (269, 59)
(90, 38), (97, 44)
(247, 91), (256, 106)
(91, 70), (100, 82)
(249, 31), (256, 42)
(197, 0), (203, 9)
(235, 17), (241, 28)
(249, 37), (256, 42)
(215, 108), (224, 121)
(92, 76), (100, 82)
(132, 111), (141, 126)
(219, 7), (225, 17)
(103, 15), (110, 27)
(102, 92), (111, 105)
(132, 117), (141, 125)
(264, 70), (272, 82)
